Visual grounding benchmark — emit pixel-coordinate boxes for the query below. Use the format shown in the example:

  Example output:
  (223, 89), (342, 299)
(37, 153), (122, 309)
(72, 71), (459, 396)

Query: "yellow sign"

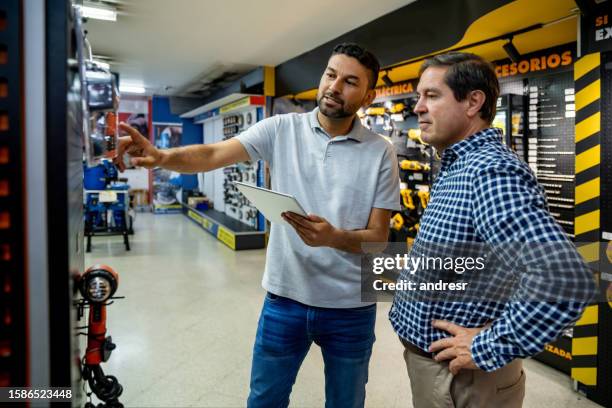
(220, 97), (250, 114)
(217, 227), (236, 249)
(375, 82), (415, 99)
(188, 210), (203, 224)
(495, 51), (572, 78)
(201, 217), (212, 231)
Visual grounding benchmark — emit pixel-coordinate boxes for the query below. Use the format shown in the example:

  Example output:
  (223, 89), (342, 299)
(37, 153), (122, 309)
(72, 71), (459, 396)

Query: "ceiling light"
(81, 3), (117, 22)
(502, 38), (521, 63)
(119, 84), (146, 94)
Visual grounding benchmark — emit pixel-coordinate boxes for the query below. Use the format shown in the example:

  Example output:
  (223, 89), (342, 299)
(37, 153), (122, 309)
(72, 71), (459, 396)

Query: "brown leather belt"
(400, 337), (435, 360)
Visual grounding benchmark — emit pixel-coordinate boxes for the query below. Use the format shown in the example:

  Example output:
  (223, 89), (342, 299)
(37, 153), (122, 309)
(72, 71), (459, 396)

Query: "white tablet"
(234, 182), (307, 226)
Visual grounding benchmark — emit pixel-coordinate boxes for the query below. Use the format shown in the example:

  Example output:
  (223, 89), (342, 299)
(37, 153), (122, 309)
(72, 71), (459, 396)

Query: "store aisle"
(84, 213), (600, 408)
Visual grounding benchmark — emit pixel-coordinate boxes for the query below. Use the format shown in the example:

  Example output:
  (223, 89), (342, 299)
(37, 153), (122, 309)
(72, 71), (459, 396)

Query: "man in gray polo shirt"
(115, 43), (399, 408)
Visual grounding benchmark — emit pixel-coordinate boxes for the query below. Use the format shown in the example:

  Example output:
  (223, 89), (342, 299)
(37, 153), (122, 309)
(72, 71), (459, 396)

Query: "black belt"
(400, 337), (435, 360)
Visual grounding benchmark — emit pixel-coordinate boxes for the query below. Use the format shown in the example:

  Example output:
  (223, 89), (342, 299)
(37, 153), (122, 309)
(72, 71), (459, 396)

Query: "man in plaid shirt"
(388, 52), (595, 407)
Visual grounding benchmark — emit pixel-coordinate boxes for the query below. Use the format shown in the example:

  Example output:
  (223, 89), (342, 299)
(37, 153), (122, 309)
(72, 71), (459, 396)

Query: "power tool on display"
(76, 264), (125, 408)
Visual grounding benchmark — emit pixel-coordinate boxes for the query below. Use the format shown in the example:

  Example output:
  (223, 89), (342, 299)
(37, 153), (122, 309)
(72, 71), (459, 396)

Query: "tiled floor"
(84, 213), (602, 407)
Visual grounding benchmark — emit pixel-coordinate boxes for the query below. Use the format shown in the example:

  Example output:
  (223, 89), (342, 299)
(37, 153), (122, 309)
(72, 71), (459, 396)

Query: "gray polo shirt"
(236, 108), (400, 308)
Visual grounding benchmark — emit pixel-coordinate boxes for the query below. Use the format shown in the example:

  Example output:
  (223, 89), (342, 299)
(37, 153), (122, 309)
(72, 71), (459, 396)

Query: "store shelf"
(182, 204), (266, 250)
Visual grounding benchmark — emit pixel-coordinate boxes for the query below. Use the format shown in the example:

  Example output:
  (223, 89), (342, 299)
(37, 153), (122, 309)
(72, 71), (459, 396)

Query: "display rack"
(492, 46), (579, 373)
(360, 80), (437, 249)
(84, 189), (131, 252)
(182, 204), (265, 250)
(181, 94), (267, 249)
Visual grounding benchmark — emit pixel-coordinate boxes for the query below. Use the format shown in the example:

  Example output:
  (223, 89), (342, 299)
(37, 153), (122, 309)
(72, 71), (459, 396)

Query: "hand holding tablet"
(234, 182), (308, 226)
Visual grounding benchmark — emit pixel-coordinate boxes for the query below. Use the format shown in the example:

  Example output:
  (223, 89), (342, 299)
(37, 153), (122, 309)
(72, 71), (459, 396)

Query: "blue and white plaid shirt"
(389, 127), (595, 372)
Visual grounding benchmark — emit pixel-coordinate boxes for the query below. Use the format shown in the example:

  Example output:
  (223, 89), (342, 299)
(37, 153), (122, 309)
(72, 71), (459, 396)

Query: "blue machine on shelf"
(84, 160), (133, 252)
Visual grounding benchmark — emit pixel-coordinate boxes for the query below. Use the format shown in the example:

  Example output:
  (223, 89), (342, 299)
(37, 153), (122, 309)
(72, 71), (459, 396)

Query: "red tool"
(77, 264), (124, 408)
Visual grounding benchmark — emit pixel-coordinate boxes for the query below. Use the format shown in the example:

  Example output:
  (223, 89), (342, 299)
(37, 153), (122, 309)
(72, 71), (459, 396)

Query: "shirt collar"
(441, 127), (503, 166)
(309, 107), (364, 142)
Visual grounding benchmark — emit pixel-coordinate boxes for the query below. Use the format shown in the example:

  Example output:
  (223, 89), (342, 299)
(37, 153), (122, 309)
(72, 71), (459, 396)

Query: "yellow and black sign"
(374, 80), (416, 100)
(571, 51), (601, 388)
(544, 344), (572, 361)
(493, 45), (574, 79)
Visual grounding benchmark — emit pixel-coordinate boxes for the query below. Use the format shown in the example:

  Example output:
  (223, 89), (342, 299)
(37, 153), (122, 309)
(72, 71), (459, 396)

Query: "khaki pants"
(402, 340), (525, 408)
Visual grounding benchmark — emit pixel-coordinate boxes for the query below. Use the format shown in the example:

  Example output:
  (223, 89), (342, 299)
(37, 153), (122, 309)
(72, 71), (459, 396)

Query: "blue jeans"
(247, 293), (376, 408)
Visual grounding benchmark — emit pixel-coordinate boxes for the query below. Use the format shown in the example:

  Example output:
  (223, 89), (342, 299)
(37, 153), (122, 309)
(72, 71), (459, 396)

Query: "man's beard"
(317, 93), (353, 118)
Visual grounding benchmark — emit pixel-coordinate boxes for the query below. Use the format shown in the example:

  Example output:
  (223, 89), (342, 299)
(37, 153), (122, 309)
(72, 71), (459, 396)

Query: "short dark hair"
(331, 43), (380, 90)
(420, 52), (499, 123)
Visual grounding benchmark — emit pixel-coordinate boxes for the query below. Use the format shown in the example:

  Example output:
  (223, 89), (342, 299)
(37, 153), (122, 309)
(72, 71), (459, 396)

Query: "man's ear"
(362, 88), (377, 108)
(466, 90), (486, 118)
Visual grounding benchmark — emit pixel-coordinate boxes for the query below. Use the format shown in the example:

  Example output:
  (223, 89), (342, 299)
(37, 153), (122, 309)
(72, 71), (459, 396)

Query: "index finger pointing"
(119, 122), (149, 145)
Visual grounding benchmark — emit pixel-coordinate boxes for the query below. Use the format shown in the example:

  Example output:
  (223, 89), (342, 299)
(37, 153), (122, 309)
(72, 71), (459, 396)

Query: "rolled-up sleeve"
(373, 143), (401, 211)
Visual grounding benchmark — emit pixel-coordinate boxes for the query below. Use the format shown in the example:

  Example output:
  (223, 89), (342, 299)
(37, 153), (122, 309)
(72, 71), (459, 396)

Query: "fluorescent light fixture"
(119, 84), (146, 94)
(81, 3), (117, 21)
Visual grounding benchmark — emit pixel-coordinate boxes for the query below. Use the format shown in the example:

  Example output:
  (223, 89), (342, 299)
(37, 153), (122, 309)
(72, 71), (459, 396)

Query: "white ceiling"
(85, 0), (416, 96)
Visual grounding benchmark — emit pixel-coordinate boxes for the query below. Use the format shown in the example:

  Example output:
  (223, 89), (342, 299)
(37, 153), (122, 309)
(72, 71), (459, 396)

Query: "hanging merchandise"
(220, 108), (261, 228)
(493, 94), (526, 160)
(78, 29), (120, 167)
(360, 93), (437, 248)
(493, 44), (577, 238)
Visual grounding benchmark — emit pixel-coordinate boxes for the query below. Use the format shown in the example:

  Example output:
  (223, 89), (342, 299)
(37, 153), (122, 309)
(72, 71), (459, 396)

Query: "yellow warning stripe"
(264, 66), (275, 97)
(575, 210), (600, 236)
(572, 367), (597, 386)
(572, 336), (598, 356)
(577, 242), (600, 264)
(571, 53), (599, 390)
(575, 79), (600, 111)
(575, 177), (600, 205)
(217, 227), (236, 249)
(574, 53), (600, 81)
(575, 112), (600, 143)
(575, 145), (600, 174)
(575, 304), (599, 326)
